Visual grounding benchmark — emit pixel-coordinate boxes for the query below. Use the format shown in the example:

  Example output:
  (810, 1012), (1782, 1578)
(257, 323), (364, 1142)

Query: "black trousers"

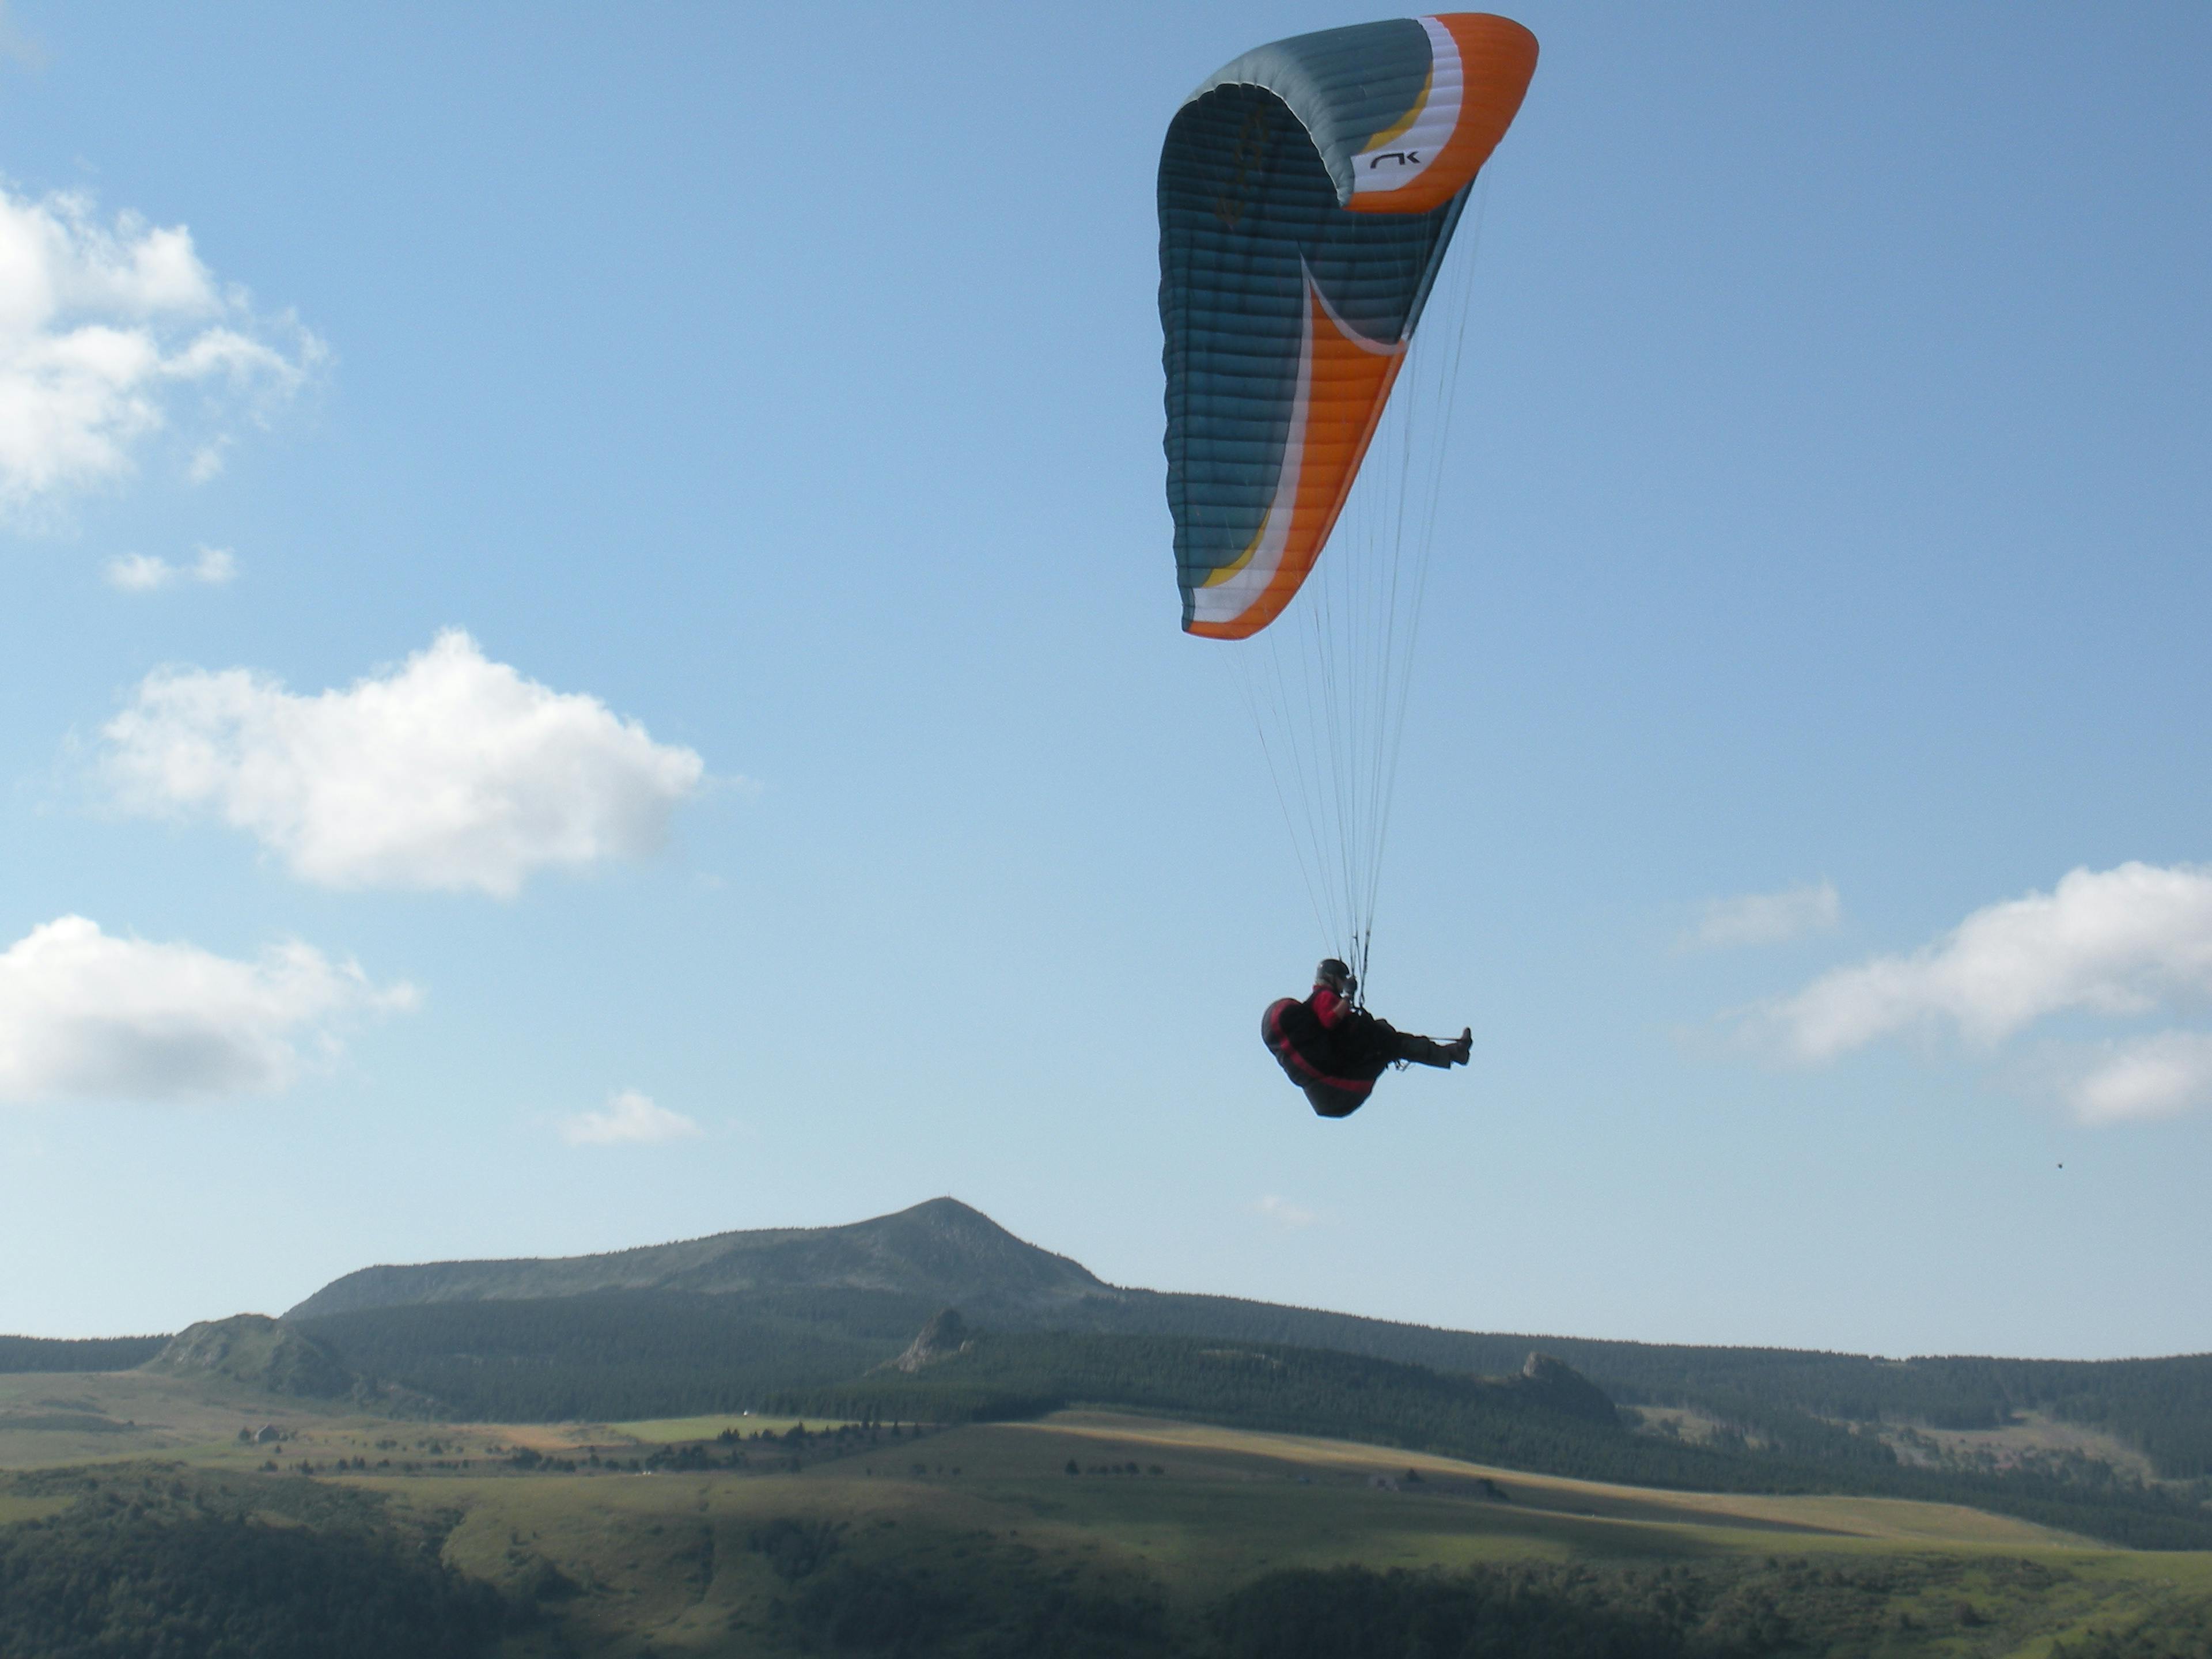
(1388, 1028), (1460, 1067)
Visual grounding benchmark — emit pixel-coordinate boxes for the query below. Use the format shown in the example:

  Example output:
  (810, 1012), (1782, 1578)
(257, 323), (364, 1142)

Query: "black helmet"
(1315, 958), (1356, 995)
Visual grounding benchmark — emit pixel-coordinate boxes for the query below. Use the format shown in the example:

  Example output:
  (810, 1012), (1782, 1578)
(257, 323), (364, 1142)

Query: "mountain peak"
(285, 1199), (1112, 1321)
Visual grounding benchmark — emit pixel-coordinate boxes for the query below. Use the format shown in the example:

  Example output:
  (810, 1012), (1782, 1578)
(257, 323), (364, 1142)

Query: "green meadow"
(385, 1412), (2212, 1646)
(8, 1369), (2210, 1657)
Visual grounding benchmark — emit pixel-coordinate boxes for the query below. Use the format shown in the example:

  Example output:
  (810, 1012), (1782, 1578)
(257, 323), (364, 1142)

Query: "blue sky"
(2, 2), (2206, 1361)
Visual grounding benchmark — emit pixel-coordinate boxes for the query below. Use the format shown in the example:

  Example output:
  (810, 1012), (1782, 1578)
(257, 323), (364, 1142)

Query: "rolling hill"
(7, 1196), (2211, 1550)
(275, 1196), (2212, 1484)
(283, 1196), (1106, 1320)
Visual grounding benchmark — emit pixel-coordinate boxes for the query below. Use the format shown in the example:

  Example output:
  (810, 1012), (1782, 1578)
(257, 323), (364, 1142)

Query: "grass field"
(1633, 1400), (2169, 1490)
(343, 1410), (2210, 1657)
(6, 1374), (2211, 1657)
(605, 1414), (854, 1445)
(0, 1368), (297, 1467)
(0, 1493), (72, 1525)
(1896, 1411), (2166, 1481)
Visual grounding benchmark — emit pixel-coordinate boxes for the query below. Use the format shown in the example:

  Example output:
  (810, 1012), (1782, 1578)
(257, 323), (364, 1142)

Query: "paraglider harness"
(1263, 969), (1411, 1119)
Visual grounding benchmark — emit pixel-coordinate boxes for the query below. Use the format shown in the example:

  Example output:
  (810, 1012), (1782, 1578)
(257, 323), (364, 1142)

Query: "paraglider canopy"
(1159, 14), (1537, 639)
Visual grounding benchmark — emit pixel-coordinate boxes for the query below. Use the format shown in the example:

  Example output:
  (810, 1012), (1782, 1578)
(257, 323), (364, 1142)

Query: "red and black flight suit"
(1263, 983), (1466, 1117)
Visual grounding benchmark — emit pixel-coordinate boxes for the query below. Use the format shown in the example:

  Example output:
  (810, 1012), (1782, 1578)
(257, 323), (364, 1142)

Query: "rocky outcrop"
(1502, 1351), (1623, 1427)
(888, 1309), (973, 1373)
(143, 1315), (355, 1398)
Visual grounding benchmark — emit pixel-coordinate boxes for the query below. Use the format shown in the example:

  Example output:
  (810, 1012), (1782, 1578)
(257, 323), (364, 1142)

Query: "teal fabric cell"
(1159, 35), (1466, 625)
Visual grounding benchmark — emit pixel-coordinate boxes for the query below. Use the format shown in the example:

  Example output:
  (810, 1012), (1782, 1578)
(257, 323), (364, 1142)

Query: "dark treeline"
(0, 1335), (168, 1373)
(1910, 1355), (2212, 1479)
(767, 1332), (2212, 1551)
(997, 1292), (2212, 1477)
(5, 1468), (2206, 1659)
(773, 1334), (1687, 1476)
(2054, 1595), (2212, 1659)
(1210, 1559), (1876, 1659)
(0, 1465), (522, 1659)
(757, 1544), (2194, 1659)
(1206, 1557), (2094, 1659)
(296, 1287), (927, 1421)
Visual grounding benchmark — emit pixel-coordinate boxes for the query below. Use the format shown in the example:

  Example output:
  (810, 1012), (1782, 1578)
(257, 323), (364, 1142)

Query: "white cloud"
(0, 183), (321, 520)
(1759, 862), (2212, 1062)
(103, 551), (171, 591)
(1689, 880), (1841, 950)
(186, 438), (229, 483)
(1249, 1194), (1317, 1228)
(101, 629), (707, 896)
(103, 544), (236, 591)
(561, 1089), (700, 1146)
(0, 914), (414, 1105)
(2069, 1032), (2212, 1125)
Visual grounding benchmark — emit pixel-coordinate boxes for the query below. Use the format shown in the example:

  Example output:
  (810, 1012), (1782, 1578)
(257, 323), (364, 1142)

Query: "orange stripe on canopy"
(1346, 13), (1538, 217)
(1187, 282), (1404, 640)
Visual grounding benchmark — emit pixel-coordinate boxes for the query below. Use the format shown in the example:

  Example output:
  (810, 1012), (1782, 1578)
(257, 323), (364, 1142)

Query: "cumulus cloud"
(1761, 863), (2212, 1062)
(0, 182), (321, 520)
(0, 915), (414, 1105)
(103, 544), (236, 591)
(1748, 862), (2212, 1126)
(2067, 1033), (2212, 1126)
(1249, 1194), (1317, 1228)
(561, 1089), (700, 1146)
(101, 630), (707, 896)
(1688, 880), (1841, 950)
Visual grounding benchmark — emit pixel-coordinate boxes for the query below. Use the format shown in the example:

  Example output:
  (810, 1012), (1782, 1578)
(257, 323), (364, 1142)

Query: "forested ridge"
(13, 1203), (2212, 1513)
(0, 1335), (167, 1373)
(23, 1294), (2212, 1482)
(1017, 1291), (2212, 1478)
(285, 1294), (2212, 1551)
(257, 1197), (2212, 1480)
(759, 1330), (2212, 1551)
(280, 1278), (2212, 1480)
(294, 1287), (931, 1421)
(0, 1465), (524, 1659)
(757, 1549), (2181, 1658)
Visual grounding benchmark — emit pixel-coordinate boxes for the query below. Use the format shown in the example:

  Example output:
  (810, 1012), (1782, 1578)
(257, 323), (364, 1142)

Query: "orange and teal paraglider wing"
(1159, 14), (1537, 638)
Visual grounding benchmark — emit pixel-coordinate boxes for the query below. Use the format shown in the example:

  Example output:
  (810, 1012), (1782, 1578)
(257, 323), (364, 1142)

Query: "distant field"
(0, 1494), (71, 1525)
(1894, 1410), (2165, 1480)
(1631, 1398), (2175, 1493)
(0, 1373), (2170, 1556)
(1014, 1413), (2096, 1548)
(605, 1414), (855, 1445)
(7, 1376), (2212, 1657)
(357, 1409), (2211, 1657)
(0, 1368), (287, 1468)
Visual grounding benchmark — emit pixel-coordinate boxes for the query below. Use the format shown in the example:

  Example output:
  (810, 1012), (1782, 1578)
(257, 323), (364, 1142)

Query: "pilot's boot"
(1393, 1031), (1464, 1069)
